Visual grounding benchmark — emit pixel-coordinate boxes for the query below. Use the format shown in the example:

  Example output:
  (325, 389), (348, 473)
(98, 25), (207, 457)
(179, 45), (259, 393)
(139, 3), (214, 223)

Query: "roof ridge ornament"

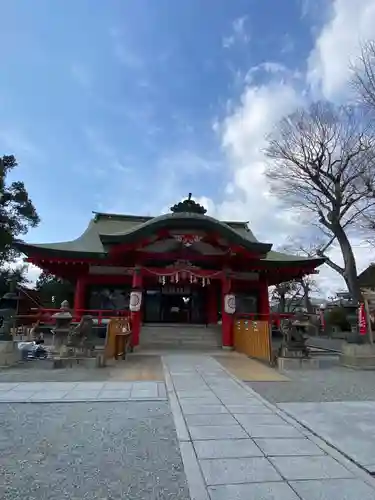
(170, 193), (207, 215)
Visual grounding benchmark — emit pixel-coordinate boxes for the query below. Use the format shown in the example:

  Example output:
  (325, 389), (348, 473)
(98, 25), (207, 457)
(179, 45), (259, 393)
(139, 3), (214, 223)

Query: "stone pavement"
(163, 354), (375, 500)
(279, 401), (375, 474)
(0, 381), (167, 402)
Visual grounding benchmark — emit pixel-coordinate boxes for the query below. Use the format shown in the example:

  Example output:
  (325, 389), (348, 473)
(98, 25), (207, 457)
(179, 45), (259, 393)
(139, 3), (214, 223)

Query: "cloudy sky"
(1, 0), (374, 294)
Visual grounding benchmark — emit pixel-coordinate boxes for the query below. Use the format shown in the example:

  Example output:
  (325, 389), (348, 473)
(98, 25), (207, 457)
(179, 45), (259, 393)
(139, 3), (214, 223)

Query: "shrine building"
(14, 195), (324, 350)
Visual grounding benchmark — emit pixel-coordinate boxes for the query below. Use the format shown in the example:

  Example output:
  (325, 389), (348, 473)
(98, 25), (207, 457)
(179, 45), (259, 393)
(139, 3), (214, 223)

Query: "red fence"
(17, 308), (130, 326)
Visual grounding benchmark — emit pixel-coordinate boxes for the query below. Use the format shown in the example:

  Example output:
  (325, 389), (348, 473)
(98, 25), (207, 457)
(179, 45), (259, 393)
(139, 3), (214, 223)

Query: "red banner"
(359, 303), (367, 335)
(319, 309), (325, 330)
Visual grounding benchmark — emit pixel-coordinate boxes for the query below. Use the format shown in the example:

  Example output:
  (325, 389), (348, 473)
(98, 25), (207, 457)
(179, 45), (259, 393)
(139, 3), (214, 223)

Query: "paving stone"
(181, 404), (229, 415)
(179, 441), (210, 500)
(185, 413), (237, 426)
(189, 424), (248, 440)
(6, 382), (44, 391)
(132, 381), (159, 389)
(157, 384), (167, 398)
(208, 482), (300, 500)
(194, 438), (263, 459)
(226, 404), (273, 414)
(74, 382), (105, 390)
(279, 401), (375, 471)
(245, 424), (303, 438)
(176, 390), (212, 398)
(30, 391), (68, 401)
(179, 396), (221, 405)
(234, 413), (288, 427)
(63, 390), (101, 400)
(255, 438), (326, 456)
(0, 391), (34, 401)
(19, 382), (76, 391)
(97, 390), (131, 400)
(0, 383), (19, 390)
(103, 381), (134, 390)
(290, 478), (375, 500)
(200, 457), (282, 485)
(270, 456), (354, 480)
(130, 387), (159, 399)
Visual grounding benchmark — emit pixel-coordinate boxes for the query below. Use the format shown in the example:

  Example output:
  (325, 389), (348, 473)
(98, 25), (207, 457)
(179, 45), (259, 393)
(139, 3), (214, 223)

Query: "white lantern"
(129, 291), (142, 312)
(224, 294), (236, 314)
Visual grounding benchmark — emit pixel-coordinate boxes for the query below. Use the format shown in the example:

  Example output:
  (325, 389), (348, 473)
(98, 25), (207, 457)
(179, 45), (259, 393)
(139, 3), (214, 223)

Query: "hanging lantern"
(130, 291), (142, 312)
(162, 276), (166, 286)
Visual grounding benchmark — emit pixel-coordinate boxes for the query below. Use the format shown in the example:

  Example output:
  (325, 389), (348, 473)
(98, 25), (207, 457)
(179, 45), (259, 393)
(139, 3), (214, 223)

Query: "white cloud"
(214, 0), (375, 295)
(7, 258), (41, 288)
(24, 263), (41, 287)
(307, 0), (375, 100)
(223, 16), (250, 48)
(215, 82), (302, 240)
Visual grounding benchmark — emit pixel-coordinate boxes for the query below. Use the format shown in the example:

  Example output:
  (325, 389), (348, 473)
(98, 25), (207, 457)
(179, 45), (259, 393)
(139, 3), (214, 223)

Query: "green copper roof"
(13, 210), (324, 267)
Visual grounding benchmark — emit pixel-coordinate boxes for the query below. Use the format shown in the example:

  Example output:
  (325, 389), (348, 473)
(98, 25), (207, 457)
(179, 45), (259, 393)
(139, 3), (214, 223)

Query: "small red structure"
(14, 194), (324, 349)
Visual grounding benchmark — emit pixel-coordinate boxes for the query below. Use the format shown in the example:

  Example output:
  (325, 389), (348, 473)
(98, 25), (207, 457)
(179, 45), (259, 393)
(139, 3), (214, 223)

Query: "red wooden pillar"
(221, 276), (233, 348)
(131, 268), (143, 347)
(73, 276), (86, 320)
(207, 283), (218, 324)
(258, 276), (270, 322)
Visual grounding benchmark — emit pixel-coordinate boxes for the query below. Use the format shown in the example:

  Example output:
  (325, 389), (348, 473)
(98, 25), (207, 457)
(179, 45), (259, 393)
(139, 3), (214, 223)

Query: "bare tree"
(265, 101), (375, 303)
(351, 40), (375, 113)
(271, 280), (301, 313)
(273, 243), (322, 314)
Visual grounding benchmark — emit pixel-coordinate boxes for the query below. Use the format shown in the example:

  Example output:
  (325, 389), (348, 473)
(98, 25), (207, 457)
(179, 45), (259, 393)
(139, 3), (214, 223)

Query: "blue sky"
(1, 0), (374, 292)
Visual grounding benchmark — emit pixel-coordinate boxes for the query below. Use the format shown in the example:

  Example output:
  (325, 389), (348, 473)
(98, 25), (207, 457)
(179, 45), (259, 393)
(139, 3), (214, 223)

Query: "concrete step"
(140, 338), (221, 346)
(139, 325), (222, 350)
(139, 342), (222, 351)
(140, 333), (220, 341)
(141, 333), (219, 342)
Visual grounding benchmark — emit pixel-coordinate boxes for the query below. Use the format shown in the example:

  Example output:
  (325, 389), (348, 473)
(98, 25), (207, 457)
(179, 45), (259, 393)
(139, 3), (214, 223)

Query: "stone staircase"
(139, 324), (222, 351)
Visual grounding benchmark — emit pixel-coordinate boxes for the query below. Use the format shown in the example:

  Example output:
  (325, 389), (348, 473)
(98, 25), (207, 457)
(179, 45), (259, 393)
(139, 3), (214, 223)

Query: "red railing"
(18, 308), (130, 326)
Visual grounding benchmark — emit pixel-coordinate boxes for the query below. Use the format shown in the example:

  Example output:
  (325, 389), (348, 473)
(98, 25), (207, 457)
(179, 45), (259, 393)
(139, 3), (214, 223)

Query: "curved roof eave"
(12, 220), (106, 258)
(100, 212), (272, 253)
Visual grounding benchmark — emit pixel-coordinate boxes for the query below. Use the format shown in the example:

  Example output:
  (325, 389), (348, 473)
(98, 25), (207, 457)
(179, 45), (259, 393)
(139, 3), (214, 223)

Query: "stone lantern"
(51, 300), (73, 354)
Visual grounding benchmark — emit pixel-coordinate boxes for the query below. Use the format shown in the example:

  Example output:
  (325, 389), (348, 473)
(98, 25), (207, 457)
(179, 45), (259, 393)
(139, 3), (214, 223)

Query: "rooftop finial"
(170, 193), (207, 215)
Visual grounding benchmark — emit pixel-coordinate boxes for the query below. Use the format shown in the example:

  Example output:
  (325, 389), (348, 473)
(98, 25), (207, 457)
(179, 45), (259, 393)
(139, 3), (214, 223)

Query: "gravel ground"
(247, 367), (375, 404)
(0, 402), (190, 500)
(0, 364), (120, 382)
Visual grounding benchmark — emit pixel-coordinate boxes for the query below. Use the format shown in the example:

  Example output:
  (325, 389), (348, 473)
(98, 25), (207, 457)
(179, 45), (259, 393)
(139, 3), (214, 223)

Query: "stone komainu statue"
(69, 315), (95, 356)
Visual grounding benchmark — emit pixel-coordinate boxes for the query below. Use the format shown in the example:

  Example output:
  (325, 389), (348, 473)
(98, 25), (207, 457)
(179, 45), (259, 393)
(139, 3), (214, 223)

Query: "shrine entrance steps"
(139, 324), (222, 351)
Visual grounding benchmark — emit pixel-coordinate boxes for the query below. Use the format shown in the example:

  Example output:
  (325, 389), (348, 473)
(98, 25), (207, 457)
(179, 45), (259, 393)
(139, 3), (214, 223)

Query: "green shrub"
(326, 307), (350, 330)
